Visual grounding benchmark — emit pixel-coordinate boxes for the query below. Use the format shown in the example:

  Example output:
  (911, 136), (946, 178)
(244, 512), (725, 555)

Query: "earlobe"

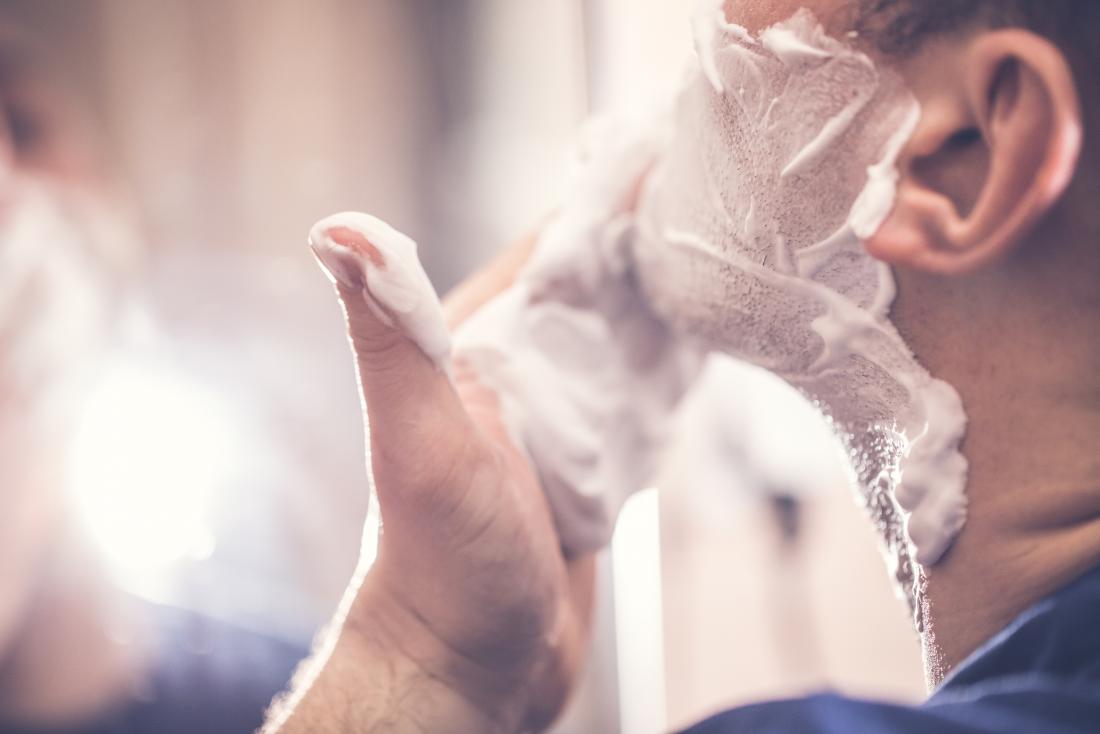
(864, 30), (1084, 275)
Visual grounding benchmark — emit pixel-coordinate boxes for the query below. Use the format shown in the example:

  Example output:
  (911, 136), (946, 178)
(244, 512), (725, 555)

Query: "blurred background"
(0, 1), (923, 732)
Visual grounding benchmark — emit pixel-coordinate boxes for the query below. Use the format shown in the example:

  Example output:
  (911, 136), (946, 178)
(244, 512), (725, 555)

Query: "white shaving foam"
(632, 8), (969, 601)
(1, 180), (108, 434)
(310, 213), (452, 372)
(308, 9), (970, 590)
(312, 121), (695, 554)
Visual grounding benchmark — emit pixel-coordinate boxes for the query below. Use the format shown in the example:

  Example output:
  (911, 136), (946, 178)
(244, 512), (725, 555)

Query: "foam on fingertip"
(309, 212), (452, 372)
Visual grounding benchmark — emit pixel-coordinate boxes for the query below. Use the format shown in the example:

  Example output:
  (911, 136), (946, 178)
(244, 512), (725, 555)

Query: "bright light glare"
(70, 361), (239, 581)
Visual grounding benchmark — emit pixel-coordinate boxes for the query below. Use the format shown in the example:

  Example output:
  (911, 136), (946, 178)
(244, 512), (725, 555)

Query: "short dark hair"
(856, 1), (1100, 62)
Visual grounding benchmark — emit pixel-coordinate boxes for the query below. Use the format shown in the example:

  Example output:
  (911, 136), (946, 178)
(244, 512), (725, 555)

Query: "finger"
(309, 213), (473, 497)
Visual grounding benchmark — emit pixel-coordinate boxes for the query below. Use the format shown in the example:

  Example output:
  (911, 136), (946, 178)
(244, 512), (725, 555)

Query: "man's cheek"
(722, 0), (851, 35)
(632, 8), (969, 610)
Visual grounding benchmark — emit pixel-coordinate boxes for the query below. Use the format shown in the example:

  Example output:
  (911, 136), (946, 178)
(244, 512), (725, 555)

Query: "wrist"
(339, 570), (532, 733)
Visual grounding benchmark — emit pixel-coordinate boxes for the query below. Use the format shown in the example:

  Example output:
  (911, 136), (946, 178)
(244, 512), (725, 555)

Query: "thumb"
(309, 213), (471, 498)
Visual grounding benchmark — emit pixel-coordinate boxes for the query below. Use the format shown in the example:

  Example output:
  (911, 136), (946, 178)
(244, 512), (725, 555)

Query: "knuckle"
(350, 329), (407, 373)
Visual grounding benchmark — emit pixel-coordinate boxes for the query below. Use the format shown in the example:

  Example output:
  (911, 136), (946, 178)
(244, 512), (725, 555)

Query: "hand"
(271, 232), (596, 733)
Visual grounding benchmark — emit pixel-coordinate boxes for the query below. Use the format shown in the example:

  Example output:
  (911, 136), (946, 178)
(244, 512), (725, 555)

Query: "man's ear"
(864, 30), (1083, 275)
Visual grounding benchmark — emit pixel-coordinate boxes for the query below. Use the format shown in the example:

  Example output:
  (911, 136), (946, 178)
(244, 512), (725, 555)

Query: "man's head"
(639, 0), (1098, 684)
(848, 0), (1100, 684)
(0, 23), (119, 664)
(718, 0), (1097, 270)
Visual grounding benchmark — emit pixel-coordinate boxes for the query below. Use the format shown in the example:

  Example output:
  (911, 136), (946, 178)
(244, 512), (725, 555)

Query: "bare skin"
(719, 0), (1100, 687)
(268, 1), (1099, 730)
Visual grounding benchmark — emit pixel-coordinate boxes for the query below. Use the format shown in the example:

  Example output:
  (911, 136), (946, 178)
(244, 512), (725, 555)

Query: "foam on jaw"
(1, 181), (109, 434)
(632, 7), (969, 608)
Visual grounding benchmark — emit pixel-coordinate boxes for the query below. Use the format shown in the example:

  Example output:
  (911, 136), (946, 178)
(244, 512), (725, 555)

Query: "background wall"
(1, 1), (924, 731)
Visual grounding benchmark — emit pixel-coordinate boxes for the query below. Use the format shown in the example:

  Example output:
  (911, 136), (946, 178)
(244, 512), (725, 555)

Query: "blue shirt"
(1, 603), (306, 734)
(684, 564), (1100, 733)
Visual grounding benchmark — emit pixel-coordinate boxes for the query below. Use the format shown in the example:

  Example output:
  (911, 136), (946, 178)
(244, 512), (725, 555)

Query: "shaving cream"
(309, 8), (970, 608)
(311, 121), (696, 553)
(1, 179), (108, 434)
(310, 214), (452, 372)
(633, 6), (968, 609)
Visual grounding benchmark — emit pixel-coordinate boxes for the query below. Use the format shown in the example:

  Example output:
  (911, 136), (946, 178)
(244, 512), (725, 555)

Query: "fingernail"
(309, 231), (365, 290)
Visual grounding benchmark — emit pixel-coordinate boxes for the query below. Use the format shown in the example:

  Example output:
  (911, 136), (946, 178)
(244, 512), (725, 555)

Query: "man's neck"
(894, 243), (1100, 687)
(920, 385), (1100, 685)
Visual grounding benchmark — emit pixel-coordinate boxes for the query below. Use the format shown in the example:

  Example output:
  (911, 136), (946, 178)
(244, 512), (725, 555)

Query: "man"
(0, 25), (305, 734)
(272, 0), (1099, 731)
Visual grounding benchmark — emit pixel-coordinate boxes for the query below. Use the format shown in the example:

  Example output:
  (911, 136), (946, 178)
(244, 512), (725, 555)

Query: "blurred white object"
(677, 355), (851, 518)
(612, 488), (668, 734)
(70, 358), (239, 591)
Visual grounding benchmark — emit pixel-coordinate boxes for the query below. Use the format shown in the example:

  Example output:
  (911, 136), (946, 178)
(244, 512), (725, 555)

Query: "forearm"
(263, 576), (526, 734)
(268, 631), (507, 733)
